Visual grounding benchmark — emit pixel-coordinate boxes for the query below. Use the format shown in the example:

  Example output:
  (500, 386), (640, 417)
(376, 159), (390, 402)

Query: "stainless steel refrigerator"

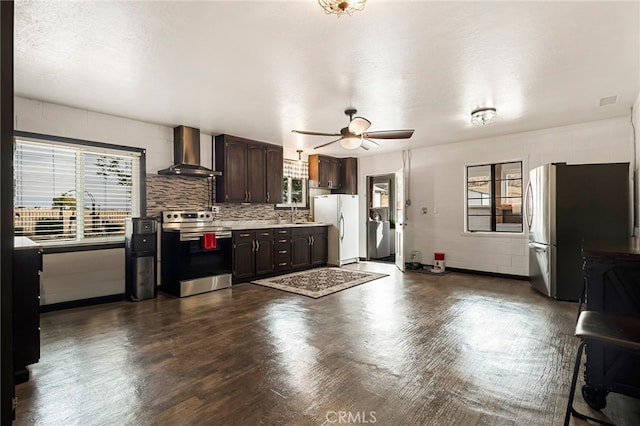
(313, 194), (359, 266)
(526, 163), (630, 301)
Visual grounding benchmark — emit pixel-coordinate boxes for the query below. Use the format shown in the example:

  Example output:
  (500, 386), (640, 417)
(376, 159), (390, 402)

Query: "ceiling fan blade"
(360, 144), (370, 151)
(363, 138), (380, 147)
(313, 138), (343, 149)
(348, 117), (371, 135)
(362, 129), (415, 139)
(292, 130), (342, 137)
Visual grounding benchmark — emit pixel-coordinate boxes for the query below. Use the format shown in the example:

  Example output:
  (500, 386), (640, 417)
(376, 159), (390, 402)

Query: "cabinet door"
(319, 156), (331, 188)
(255, 230), (274, 275)
(266, 145), (283, 204)
(233, 231), (256, 280)
(337, 157), (357, 195)
(291, 234), (311, 267)
(225, 140), (249, 203)
(330, 158), (341, 189)
(310, 228), (329, 265)
(247, 144), (267, 203)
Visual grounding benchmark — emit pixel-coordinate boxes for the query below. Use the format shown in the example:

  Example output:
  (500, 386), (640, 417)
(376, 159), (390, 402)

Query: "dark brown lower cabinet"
(310, 227), (328, 265)
(233, 231), (256, 281)
(233, 230), (274, 282)
(291, 230), (311, 268)
(292, 226), (328, 268)
(274, 228), (291, 271)
(233, 226), (328, 283)
(255, 230), (274, 275)
(13, 247), (42, 384)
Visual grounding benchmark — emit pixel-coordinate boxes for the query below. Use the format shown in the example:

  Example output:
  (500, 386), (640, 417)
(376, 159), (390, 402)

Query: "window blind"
(283, 159), (308, 179)
(14, 137), (141, 243)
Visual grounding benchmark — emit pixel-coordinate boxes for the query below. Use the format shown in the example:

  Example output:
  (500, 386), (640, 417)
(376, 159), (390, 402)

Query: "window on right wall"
(466, 161), (523, 233)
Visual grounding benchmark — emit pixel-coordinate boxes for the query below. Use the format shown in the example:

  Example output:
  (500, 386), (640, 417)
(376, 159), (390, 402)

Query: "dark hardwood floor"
(15, 262), (640, 425)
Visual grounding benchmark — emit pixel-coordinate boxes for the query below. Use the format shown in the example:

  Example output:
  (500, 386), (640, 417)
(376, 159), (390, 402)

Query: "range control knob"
(166, 214), (171, 219)
(199, 213), (204, 218)
(205, 214), (211, 218)
(173, 214), (178, 218)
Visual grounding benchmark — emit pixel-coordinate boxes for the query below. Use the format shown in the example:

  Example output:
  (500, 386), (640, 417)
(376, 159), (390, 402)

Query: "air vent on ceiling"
(599, 95), (617, 106)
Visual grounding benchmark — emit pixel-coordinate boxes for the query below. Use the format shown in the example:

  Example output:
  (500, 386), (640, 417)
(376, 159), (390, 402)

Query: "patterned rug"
(251, 267), (388, 298)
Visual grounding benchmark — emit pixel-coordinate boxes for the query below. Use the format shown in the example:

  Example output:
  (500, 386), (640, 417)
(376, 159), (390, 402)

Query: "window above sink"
(276, 158), (309, 210)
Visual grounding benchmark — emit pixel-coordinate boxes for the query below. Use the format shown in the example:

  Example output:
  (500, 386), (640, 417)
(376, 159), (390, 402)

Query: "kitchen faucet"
(291, 198), (297, 223)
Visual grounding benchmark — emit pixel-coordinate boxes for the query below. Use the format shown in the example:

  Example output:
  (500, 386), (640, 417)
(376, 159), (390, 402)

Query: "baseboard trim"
(40, 294), (125, 312)
(414, 264), (528, 281)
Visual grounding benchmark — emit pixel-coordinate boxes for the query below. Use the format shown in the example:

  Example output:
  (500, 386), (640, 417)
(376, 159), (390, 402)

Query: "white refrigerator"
(313, 194), (359, 266)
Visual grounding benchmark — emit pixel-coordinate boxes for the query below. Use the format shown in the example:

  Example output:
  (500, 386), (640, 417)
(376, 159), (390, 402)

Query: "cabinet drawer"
(256, 230), (273, 238)
(233, 231), (255, 242)
(275, 246), (290, 256)
(274, 253), (291, 270)
(275, 237), (290, 245)
(274, 228), (290, 236)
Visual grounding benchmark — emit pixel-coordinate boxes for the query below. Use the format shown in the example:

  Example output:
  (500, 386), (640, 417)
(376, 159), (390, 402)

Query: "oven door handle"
(179, 232), (232, 241)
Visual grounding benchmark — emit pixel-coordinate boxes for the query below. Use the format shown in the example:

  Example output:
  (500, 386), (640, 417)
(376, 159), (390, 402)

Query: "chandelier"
(470, 107), (497, 126)
(318, 0), (367, 17)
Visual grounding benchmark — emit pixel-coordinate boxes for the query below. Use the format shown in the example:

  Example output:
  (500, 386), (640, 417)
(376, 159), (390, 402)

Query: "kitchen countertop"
(212, 221), (329, 231)
(14, 236), (42, 250)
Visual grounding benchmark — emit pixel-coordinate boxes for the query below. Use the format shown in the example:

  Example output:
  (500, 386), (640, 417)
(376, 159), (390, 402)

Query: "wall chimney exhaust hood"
(158, 126), (221, 177)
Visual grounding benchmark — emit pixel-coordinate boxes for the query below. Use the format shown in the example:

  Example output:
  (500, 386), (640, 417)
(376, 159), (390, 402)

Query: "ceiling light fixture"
(471, 107), (497, 126)
(318, 0), (366, 17)
(340, 135), (362, 149)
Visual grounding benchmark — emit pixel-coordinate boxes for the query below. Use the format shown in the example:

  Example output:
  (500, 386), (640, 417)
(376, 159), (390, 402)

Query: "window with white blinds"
(14, 134), (143, 244)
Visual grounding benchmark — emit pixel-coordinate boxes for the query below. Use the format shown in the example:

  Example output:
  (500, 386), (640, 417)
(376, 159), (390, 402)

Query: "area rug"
(251, 267), (388, 298)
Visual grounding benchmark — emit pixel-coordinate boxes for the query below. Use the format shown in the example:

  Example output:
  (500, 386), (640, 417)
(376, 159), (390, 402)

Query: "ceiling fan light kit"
(340, 136), (362, 150)
(292, 108), (414, 151)
(318, 0), (367, 17)
(471, 107), (497, 126)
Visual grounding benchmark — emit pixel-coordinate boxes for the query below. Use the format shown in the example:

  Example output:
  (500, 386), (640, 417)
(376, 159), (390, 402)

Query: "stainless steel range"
(160, 210), (232, 297)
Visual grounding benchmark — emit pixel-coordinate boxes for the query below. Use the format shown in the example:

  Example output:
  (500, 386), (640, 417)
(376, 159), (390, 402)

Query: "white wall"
(14, 96), (212, 172)
(359, 117), (634, 276)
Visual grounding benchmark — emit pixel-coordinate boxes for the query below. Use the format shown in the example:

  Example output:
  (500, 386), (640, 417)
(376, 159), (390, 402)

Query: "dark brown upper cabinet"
(309, 154), (341, 189)
(335, 157), (357, 195)
(215, 134), (283, 203)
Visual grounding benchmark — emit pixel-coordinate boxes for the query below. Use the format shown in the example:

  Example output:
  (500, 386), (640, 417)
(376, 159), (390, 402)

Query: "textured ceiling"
(14, 1), (640, 157)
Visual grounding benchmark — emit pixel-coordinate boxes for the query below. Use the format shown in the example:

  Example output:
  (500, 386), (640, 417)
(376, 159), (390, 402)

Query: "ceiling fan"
(292, 108), (415, 150)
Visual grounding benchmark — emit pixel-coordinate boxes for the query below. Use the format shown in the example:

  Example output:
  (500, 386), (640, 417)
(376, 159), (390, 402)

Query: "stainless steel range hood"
(158, 125), (221, 177)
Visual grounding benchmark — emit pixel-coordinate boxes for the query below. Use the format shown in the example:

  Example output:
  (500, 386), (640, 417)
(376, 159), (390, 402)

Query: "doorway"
(365, 174), (396, 263)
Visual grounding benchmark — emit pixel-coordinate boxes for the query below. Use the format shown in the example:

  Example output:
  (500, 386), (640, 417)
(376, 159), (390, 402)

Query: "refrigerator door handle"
(528, 242), (548, 252)
(525, 181), (533, 230)
(339, 213), (345, 242)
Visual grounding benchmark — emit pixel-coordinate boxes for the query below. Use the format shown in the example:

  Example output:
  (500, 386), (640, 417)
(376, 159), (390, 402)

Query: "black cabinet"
(582, 240), (640, 405)
(232, 230), (274, 281)
(13, 246), (42, 384)
(215, 134), (283, 204)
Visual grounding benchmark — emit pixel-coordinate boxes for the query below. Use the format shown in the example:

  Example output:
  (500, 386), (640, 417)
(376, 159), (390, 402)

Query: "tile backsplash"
(146, 174), (310, 222)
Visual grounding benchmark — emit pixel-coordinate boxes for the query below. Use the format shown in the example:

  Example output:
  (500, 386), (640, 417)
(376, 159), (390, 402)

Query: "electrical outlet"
(211, 206), (220, 214)
(421, 207), (428, 215)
